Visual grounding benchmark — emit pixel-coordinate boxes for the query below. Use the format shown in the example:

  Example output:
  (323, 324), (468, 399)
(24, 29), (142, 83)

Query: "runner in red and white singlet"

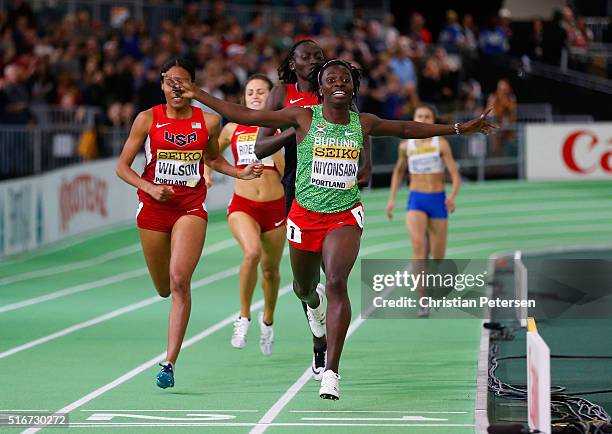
(211, 74), (286, 355)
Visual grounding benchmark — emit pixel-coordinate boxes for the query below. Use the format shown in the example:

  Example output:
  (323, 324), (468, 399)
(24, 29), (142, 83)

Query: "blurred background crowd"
(0, 0), (610, 174)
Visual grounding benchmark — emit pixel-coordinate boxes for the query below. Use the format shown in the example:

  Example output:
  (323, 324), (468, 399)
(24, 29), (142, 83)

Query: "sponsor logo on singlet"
(236, 132), (274, 167)
(311, 135), (359, 189)
(154, 149), (202, 186)
(164, 131), (198, 147)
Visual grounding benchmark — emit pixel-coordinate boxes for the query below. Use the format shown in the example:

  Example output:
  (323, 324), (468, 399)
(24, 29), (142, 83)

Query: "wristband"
(454, 123), (461, 135)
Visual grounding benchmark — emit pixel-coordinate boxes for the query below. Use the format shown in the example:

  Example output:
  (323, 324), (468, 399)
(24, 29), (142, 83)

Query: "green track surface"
(1, 180), (611, 433)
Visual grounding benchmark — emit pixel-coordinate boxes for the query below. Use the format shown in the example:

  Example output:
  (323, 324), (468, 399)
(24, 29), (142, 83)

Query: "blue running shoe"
(156, 362), (174, 389)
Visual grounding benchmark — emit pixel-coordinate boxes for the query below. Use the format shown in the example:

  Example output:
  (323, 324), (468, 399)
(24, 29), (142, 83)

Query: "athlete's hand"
(147, 184), (175, 202)
(238, 163), (264, 180)
(163, 73), (197, 99)
(459, 108), (498, 135)
(445, 196), (456, 213)
(386, 200), (395, 220)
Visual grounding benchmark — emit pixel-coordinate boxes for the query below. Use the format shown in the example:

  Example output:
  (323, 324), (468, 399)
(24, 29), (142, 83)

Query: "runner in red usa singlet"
(136, 102), (209, 230)
(116, 58), (263, 390)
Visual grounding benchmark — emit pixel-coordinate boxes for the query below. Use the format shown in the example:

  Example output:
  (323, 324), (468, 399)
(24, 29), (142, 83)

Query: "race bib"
(310, 141), (359, 190)
(154, 149), (202, 187)
(236, 132), (274, 167)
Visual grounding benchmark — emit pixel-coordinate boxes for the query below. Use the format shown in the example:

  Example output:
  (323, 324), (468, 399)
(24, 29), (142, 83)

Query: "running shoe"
(306, 284), (326, 338)
(319, 370), (340, 400)
(312, 348), (326, 380)
(259, 312), (274, 356)
(418, 305), (430, 318)
(231, 317), (250, 348)
(156, 361), (174, 389)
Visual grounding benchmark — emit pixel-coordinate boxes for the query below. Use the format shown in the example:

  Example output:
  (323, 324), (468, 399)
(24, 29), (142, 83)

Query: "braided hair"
(309, 59), (362, 103)
(277, 39), (318, 84)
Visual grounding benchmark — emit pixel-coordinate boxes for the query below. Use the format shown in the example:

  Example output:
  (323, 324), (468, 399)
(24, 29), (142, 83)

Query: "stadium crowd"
(0, 0), (602, 136)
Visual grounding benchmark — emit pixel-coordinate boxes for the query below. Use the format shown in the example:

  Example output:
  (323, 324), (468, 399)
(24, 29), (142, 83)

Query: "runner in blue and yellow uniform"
(166, 59), (495, 400)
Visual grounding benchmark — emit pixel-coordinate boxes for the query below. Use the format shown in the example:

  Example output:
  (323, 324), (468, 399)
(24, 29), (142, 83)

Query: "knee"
(243, 248), (262, 265)
(293, 279), (316, 299)
(156, 286), (171, 298)
(169, 270), (191, 296)
(325, 274), (348, 296)
(411, 240), (427, 257)
(262, 268), (280, 284)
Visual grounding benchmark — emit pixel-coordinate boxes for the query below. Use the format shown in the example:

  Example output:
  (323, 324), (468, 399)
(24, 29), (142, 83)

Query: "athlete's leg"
(166, 215), (207, 364)
(289, 245), (322, 308)
(228, 212), (262, 320)
(138, 229), (171, 297)
(259, 225), (285, 324)
(428, 218), (449, 260)
(406, 210), (429, 259)
(321, 225), (361, 373)
(407, 211), (429, 310)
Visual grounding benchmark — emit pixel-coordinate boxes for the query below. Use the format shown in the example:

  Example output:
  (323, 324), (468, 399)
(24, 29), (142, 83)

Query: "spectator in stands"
(389, 37), (417, 94)
(480, 12), (510, 56)
(487, 78), (516, 155)
(28, 55), (55, 104)
(54, 72), (81, 108)
(479, 15), (509, 56)
(0, 63), (30, 123)
(542, 9), (568, 67)
(528, 16), (545, 61)
(438, 10), (465, 54)
(418, 57), (444, 104)
(573, 16), (593, 50)
(408, 12), (429, 60)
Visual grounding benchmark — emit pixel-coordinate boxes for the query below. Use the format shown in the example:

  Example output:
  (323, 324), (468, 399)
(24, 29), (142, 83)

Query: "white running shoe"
(231, 317), (250, 348)
(312, 348), (326, 381)
(319, 370), (340, 400)
(258, 312), (274, 356)
(418, 305), (430, 318)
(306, 285), (326, 338)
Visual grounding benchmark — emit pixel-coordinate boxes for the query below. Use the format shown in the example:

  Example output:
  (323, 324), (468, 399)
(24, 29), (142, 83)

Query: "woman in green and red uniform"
(166, 59), (494, 400)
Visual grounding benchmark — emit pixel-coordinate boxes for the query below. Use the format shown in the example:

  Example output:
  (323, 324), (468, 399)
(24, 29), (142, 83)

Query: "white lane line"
(1, 237), (236, 287)
(0, 244), (142, 286)
(367, 200), (612, 223)
(365, 221), (612, 243)
(80, 410), (259, 412)
(301, 416), (447, 421)
(20, 284), (294, 434)
(46, 422), (475, 427)
(290, 410), (468, 413)
(0, 239), (236, 314)
(0, 225), (133, 267)
(364, 190), (611, 207)
(0, 269), (147, 314)
(0, 267), (239, 359)
(0, 410), (50, 412)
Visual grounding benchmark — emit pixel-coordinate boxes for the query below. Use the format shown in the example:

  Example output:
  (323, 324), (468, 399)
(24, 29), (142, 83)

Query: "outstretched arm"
(255, 85), (294, 159)
(165, 74), (303, 130)
(360, 109), (496, 138)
